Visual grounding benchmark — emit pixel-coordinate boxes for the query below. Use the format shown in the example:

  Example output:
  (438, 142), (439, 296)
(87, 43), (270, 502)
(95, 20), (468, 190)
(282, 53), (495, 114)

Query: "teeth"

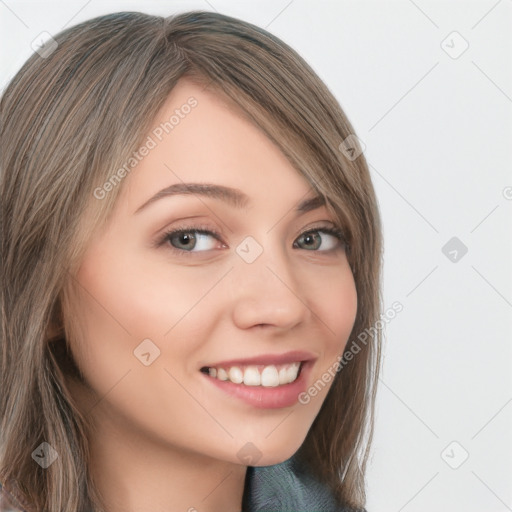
(205, 362), (301, 386)
(217, 368), (228, 381)
(279, 366), (294, 384)
(228, 367), (243, 384)
(243, 366), (261, 386)
(261, 365), (279, 387)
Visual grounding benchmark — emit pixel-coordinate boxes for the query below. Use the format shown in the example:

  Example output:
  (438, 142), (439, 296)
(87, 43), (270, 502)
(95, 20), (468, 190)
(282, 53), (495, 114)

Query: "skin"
(63, 78), (358, 512)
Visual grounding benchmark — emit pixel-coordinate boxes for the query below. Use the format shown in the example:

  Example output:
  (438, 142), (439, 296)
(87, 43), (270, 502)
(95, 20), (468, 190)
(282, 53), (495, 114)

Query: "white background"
(1, 1), (511, 511)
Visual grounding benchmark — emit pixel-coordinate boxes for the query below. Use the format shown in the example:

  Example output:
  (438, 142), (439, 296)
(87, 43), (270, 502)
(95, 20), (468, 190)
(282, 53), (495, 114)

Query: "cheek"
(65, 248), (222, 442)
(74, 238), (221, 341)
(330, 275), (358, 354)
(68, 240), (227, 400)
(65, 235), (358, 466)
(297, 263), (358, 407)
(306, 261), (358, 354)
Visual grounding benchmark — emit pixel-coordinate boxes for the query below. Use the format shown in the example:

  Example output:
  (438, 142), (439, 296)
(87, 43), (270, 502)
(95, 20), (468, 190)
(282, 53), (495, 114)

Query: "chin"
(228, 428), (309, 467)
(250, 450), (299, 467)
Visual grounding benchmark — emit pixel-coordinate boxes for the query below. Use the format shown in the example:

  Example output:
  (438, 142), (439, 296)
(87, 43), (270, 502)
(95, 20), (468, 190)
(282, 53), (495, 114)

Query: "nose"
(230, 244), (311, 331)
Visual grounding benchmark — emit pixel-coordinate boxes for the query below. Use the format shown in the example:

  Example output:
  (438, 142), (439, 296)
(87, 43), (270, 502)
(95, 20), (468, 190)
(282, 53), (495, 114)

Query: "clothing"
(243, 455), (366, 512)
(0, 455), (366, 511)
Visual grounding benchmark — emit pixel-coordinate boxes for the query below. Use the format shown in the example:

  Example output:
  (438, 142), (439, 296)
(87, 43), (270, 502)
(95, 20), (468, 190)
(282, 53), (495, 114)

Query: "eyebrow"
(134, 182), (326, 215)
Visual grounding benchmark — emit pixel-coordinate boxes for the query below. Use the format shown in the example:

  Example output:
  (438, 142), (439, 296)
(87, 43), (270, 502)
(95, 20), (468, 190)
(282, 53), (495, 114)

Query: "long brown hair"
(0, 11), (382, 511)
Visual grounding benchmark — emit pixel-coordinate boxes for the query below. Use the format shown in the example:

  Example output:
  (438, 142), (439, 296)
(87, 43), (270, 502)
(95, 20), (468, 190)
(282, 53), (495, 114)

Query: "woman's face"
(65, 78), (358, 467)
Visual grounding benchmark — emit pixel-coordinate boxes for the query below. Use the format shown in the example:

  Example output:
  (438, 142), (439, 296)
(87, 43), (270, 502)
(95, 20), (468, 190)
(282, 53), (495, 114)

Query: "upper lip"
(202, 350), (317, 368)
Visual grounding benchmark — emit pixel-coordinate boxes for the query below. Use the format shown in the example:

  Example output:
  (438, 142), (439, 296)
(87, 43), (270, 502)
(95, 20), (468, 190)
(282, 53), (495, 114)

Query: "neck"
(87, 418), (246, 512)
(66, 376), (247, 512)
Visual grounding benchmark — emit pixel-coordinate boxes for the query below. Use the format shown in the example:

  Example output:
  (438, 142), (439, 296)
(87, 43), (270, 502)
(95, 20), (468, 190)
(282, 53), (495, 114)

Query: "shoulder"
(242, 455), (367, 512)
(0, 481), (31, 512)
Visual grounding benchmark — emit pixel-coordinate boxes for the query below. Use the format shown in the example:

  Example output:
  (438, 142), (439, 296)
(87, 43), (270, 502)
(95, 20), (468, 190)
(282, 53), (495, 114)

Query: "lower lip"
(201, 361), (314, 409)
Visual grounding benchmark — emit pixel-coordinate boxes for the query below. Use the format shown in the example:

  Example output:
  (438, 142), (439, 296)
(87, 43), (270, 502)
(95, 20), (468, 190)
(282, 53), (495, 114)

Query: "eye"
(156, 224), (346, 255)
(293, 227), (346, 252)
(161, 226), (225, 253)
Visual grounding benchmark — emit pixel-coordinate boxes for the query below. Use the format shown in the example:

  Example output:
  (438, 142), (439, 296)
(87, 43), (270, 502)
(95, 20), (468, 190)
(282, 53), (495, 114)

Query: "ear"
(46, 322), (64, 342)
(46, 300), (65, 343)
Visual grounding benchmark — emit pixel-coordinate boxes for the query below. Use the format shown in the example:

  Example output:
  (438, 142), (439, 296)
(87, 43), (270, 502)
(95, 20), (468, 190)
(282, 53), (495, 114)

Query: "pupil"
(179, 233), (194, 246)
(304, 233), (318, 247)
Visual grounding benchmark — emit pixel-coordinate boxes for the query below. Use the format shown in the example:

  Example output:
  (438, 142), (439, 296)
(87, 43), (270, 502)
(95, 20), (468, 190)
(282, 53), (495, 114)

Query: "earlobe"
(46, 322), (64, 343)
(46, 301), (65, 343)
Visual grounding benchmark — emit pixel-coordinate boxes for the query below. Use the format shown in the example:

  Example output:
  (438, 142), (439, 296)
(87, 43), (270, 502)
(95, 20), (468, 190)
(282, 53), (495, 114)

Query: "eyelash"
(155, 223), (347, 256)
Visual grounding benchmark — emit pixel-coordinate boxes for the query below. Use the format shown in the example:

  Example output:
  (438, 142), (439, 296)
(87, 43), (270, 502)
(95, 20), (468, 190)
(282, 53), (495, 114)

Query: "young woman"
(0, 10), (382, 512)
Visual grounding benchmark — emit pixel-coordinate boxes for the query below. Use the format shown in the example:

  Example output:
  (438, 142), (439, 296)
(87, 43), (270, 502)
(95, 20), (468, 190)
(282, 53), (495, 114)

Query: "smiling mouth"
(200, 361), (304, 387)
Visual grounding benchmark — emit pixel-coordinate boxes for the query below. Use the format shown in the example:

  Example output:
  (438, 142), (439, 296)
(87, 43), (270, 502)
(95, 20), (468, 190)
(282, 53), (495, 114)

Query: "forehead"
(117, 78), (318, 214)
